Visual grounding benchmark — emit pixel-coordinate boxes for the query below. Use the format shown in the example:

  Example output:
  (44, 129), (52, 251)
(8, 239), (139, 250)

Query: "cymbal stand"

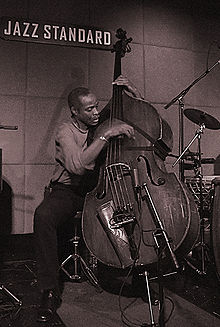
(137, 155), (180, 327)
(172, 123), (205, 168)
(164, 57), (220, 181)
(173, 123), (209, 275)
(187, 131), (210, 275)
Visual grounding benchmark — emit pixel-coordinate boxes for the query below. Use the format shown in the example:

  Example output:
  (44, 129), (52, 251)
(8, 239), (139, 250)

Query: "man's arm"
(81, 121), (135, 167)
(56, 121), (134, 175)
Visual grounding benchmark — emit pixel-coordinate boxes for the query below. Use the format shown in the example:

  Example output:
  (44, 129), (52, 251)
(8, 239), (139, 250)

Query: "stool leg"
(60, 253), (81, 281)
(60, 227), (82, 281)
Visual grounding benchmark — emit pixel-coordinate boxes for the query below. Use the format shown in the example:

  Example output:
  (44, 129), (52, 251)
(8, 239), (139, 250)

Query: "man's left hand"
(112, 75), (143, 98)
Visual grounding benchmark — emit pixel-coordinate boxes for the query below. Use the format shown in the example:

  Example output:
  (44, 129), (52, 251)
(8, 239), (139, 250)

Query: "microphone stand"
(164, 58), (220, 181)
(137, 155), (179, 327)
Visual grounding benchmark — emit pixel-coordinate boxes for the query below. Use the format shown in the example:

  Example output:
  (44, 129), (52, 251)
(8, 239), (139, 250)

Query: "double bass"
(82, 29), (200, 270)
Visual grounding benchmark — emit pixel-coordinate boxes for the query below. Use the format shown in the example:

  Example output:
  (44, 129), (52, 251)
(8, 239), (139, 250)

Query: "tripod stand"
(60, 212), (101, 292)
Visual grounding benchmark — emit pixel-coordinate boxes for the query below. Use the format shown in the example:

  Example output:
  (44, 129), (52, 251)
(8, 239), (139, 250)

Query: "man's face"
(75, 93), (99, 128)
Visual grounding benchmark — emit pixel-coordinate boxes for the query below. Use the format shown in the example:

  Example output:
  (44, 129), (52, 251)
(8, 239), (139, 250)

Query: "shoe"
(37, 289), (62, 322)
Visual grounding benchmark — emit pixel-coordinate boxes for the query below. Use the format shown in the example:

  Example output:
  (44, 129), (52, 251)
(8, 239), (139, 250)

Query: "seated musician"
(33, 75), (143, 322)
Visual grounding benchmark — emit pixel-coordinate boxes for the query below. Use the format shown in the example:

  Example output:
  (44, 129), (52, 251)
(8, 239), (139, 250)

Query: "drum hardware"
(183, 156), (215, 212)
(173, 109), (220, 275)
(183, 162), (197, 171)
(172, 123), (205, 169)
(164, 57), (220, 181)
(183, 150), (215, 167)
(185, 175), (215, 215)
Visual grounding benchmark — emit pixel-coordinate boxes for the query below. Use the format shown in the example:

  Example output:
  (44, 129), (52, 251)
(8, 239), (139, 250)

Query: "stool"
(60, 212), (101, 291)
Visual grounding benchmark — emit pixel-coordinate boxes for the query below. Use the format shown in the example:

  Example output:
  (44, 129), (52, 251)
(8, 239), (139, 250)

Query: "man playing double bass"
(33, 75), (143, 322)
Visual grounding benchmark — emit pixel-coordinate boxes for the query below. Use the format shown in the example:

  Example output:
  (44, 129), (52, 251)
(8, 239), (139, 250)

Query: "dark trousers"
(34, 184), (85, 292)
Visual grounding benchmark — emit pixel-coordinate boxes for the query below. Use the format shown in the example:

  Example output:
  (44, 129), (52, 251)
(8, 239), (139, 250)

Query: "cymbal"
(184, 108), (220, 130)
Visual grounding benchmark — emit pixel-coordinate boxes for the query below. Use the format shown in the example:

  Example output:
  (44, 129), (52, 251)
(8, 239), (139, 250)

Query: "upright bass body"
(82, 91), (200, 269)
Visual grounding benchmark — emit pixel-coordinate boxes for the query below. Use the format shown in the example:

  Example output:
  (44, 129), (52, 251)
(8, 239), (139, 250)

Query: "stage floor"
(0, 234), (220, 327)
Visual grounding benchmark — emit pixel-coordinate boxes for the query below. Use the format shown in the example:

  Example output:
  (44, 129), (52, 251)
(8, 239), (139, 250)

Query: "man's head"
(68, 87), (99, 129)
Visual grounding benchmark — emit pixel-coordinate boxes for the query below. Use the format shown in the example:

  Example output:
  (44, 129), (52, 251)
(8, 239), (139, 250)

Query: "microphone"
(0, 125), (18, 130)
(132, 168), (142, 208)
(133, 168), (140, 189)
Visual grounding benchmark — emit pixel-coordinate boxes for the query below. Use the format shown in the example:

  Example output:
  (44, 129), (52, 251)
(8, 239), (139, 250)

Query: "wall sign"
(0, 16), (112, 50)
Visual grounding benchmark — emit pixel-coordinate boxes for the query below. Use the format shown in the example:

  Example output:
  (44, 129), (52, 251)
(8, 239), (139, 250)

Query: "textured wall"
(0, 0), (220, 234)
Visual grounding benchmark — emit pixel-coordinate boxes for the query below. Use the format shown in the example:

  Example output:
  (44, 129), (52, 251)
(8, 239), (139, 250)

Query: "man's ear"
(70, 106), (77, 116)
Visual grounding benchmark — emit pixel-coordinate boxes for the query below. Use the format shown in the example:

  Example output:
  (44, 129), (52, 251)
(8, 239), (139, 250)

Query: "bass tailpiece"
(110, 207), (136, 229)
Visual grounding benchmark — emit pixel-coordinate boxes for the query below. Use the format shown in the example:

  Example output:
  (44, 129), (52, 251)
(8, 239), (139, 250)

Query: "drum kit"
(174, 107), (220, 277)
